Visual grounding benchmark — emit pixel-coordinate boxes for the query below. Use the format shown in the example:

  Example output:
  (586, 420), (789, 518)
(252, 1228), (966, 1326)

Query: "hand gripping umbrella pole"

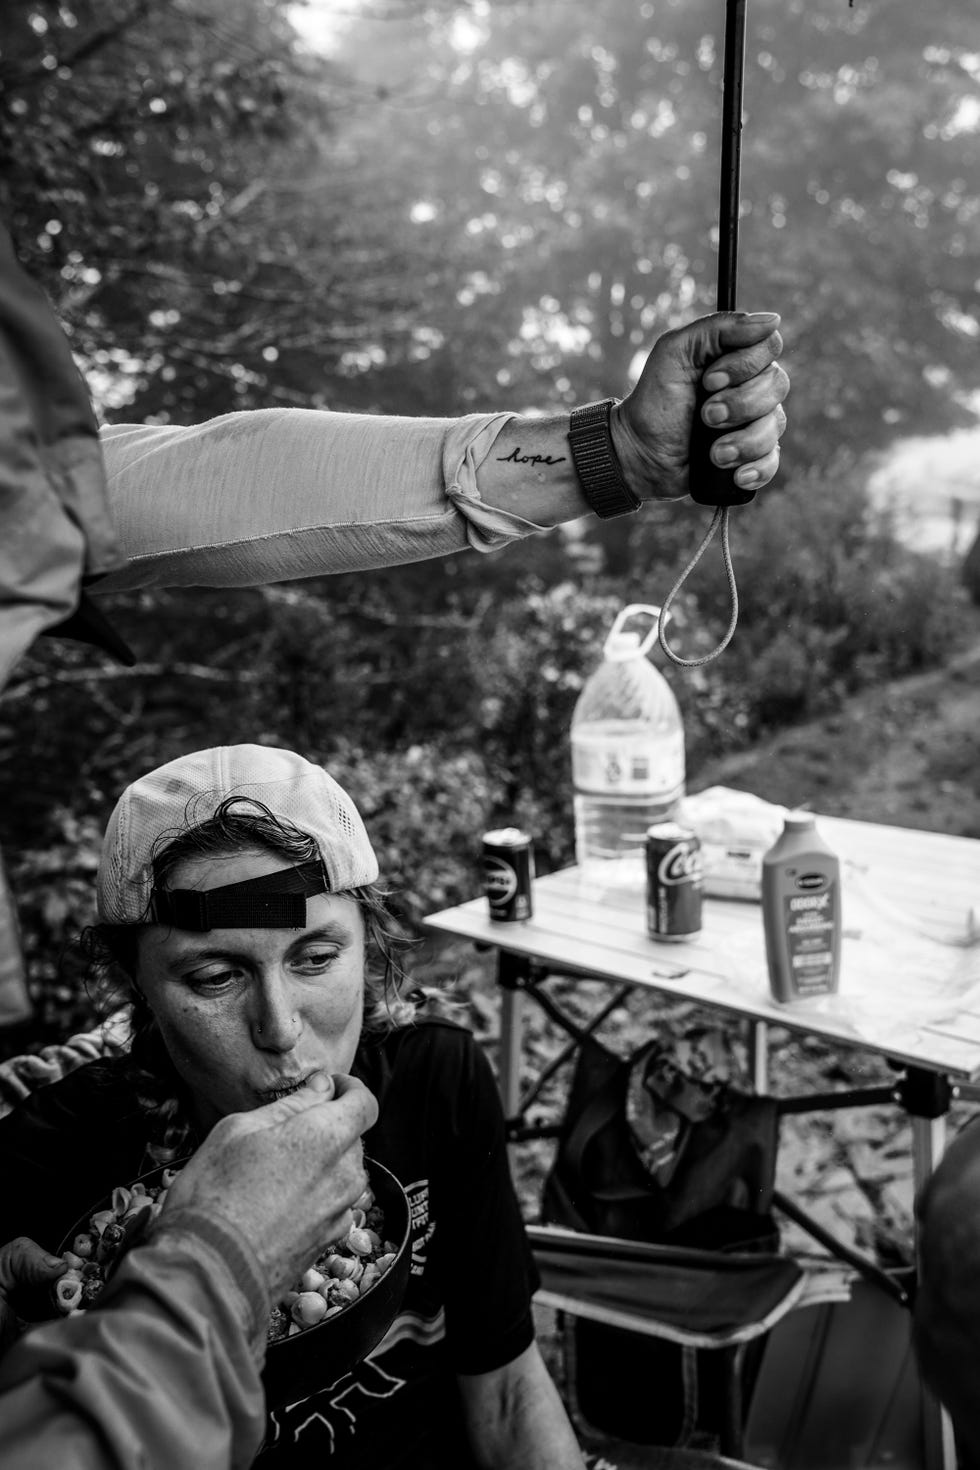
(658, 0), (753, 668)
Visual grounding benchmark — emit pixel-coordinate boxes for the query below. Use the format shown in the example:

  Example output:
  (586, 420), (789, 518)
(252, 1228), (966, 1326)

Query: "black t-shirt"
(0, 1019), (537, 1468)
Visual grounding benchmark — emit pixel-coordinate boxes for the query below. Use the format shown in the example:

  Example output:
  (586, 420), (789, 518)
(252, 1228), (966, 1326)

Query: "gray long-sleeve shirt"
(0, 1208), (269, 1470)
(97, 408), (542, 592)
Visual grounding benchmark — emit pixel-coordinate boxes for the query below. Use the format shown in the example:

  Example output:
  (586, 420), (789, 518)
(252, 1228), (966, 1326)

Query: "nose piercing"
(257, 1021), (263, 1035)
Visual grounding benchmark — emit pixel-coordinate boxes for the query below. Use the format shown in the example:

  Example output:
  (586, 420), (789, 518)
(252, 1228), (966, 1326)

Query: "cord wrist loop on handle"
(657, 505), (739, 668)
(656, 0), (749, 670)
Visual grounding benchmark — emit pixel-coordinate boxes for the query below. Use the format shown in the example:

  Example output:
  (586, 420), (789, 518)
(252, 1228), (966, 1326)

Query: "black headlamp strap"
(150, 859), (329, 931)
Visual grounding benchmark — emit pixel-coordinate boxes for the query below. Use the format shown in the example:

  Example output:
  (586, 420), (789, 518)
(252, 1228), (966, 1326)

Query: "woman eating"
(0, 743), (586, 1468)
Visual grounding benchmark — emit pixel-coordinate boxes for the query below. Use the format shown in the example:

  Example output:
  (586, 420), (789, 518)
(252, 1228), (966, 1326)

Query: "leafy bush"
(4, 811), (105, 1050)
(313, 739), (494, 925)
(472, 582), (623, 866)
(653, 467), (970, 762)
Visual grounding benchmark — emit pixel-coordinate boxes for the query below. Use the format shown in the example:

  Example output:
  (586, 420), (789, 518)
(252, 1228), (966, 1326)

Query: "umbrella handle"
(689, 0), (755, 508)
(659, 0), (752, 668)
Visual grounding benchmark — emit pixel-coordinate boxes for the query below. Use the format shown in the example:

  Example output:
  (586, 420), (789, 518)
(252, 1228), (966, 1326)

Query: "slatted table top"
(424, 815), (980, 1079)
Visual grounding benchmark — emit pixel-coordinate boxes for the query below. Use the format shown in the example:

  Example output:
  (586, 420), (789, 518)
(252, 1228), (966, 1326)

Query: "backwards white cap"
(97, 744), (379, 926)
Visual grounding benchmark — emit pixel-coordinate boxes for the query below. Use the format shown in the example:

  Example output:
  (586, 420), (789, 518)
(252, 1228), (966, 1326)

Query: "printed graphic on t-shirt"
(406, 1177), (434, 1276)
(280, 1359), (408, 1451)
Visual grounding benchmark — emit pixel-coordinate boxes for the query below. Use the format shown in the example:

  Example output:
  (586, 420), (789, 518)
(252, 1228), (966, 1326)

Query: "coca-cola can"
(482, 828), (535, 922)
(646, 823), (703, 942)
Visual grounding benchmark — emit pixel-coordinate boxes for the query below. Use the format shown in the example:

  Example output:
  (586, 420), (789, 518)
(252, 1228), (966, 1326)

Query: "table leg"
(911, 1112), (947, 1203)
(496, 952), (528, 1123)
(748, 1020), (769, 1094)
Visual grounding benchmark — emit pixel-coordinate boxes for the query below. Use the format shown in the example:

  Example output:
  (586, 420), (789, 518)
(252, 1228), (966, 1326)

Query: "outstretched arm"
(96, 311), (786, 593)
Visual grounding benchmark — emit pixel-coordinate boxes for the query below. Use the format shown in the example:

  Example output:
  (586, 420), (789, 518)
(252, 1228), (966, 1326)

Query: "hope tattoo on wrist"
(496, 447), (566, 467)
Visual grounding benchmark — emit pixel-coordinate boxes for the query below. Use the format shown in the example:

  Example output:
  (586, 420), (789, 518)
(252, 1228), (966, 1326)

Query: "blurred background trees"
(5, 0), (979, 435)
(1, 0), (978, 1039)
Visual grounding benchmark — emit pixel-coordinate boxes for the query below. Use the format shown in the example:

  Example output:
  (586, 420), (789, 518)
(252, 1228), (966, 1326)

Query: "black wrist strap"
(568, 399), (642, 519)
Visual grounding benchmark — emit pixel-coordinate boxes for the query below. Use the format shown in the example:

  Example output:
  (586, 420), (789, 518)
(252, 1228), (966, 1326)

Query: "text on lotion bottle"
(761, 812), (841, 1003)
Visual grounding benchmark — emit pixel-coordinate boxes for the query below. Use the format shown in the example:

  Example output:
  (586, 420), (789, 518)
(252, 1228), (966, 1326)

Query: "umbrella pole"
(688, 0), (753, 515)
(717, 0), (748, 313)
(660, 0), (752, 667)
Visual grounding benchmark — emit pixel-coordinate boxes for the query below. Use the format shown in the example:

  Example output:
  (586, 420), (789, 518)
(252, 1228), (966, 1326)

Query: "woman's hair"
(81, 797), (417, 1159)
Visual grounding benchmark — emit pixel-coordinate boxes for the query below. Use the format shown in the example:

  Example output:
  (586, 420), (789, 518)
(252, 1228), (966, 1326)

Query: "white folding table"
(425, 813), (980, 1470)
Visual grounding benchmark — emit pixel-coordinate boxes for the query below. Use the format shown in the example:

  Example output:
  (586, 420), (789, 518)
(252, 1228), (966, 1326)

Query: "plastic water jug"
(571, 604), (685, 876)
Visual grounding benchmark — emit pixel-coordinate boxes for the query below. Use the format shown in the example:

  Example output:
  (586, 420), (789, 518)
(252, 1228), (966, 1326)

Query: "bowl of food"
(262, 1156), (411, 1405)
(56, 1155), (412, 1408)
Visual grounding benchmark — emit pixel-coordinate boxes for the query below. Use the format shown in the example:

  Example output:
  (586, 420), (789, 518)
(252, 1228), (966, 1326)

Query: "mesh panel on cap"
(97, 745), (378, 925)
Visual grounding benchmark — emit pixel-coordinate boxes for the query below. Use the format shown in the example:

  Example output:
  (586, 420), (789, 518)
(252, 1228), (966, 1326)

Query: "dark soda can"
(646, 823), (703, 942)
(482, 828), (534, 922)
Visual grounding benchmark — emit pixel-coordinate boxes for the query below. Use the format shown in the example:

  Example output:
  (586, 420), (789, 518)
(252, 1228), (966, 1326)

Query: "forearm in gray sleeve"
(0, 1210), (268, 1470)
(97, 408), (544, 592)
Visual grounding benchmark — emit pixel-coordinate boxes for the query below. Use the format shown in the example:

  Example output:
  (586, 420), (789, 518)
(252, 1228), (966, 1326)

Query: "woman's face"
(133, 847), (366, 1131)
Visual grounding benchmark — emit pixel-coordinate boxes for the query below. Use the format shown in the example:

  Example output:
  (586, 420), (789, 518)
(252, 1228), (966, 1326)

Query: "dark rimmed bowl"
(59, 1155), (412, 1409)
(261, 1157), (411, 1407)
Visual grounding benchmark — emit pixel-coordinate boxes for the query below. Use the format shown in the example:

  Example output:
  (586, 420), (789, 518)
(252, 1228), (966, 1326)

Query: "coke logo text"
(657, 843), (703, 887)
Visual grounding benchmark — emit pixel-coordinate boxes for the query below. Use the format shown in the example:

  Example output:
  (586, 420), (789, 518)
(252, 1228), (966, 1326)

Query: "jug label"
(782, 887), (838, 996)
(572, 733), (684, 795)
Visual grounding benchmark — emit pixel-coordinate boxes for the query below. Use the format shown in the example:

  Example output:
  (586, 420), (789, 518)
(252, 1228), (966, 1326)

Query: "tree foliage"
(0, 0), (444, 418)
(4, 0), (978, 444)
(322, 0), (980, 567)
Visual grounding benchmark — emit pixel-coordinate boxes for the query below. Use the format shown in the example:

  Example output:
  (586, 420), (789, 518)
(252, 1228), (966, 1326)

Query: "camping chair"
(528, 1223), (805, 1461)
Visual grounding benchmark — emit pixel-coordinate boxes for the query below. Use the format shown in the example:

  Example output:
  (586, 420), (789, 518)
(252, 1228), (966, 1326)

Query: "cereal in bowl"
(55, 1169), (400, 1341)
